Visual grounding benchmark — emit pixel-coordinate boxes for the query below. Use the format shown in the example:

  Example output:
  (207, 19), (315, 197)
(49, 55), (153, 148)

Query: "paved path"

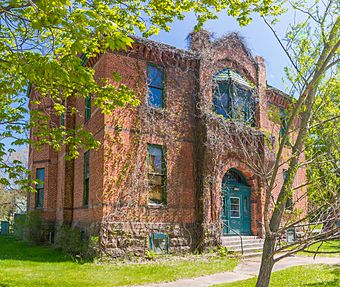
(129, 256), (340, 287)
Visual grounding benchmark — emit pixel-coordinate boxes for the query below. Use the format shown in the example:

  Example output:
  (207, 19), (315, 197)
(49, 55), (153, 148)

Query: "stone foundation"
(100, 222), (200, 258)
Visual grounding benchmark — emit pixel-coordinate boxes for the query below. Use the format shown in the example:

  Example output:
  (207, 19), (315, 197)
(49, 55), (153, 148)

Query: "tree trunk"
(256, 236), (276, 287)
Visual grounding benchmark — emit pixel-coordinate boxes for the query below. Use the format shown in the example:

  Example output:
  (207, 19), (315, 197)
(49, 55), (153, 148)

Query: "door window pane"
(244, 196), (248, 214)
(230, 197), (240, 218)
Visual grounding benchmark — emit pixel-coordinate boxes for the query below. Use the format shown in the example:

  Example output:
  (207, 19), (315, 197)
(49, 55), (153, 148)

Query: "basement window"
(147, 65), (165, 109)
(147, 144), (166, 205)
(149, 233), (169, 254)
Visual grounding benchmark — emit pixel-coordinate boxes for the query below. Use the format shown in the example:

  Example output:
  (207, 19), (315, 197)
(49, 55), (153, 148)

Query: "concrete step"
(222, 239), (264, 246)
(222, 235), (259, 240)
(227, 242), (264, 250)
(222, 238), (264, 244)
(222, 236), (264, 257)
(230, 245), (263, 253)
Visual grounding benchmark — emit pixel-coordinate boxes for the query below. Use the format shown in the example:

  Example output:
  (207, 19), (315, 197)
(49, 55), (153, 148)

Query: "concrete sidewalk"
(129, 256), (340, 287)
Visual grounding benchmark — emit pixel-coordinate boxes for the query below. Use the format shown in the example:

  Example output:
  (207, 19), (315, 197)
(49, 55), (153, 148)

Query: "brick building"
(28, 30), (307, 256)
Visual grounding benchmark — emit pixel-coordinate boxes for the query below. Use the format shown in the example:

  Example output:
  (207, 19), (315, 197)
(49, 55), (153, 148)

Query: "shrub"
(26, 211), (44, 243)
(145, 250), (158, 260)
(13, 214), (27, 240)
(217, 246), (230, 257)
(13, 211), (44, 243)
(55, 226), (99, 260)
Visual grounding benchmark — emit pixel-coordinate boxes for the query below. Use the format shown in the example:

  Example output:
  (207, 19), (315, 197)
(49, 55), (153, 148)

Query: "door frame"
(221, 169), (252, 236)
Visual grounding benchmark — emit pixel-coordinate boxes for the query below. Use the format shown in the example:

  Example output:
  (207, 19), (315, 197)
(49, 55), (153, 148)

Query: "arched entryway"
(221, 169), (251, 235)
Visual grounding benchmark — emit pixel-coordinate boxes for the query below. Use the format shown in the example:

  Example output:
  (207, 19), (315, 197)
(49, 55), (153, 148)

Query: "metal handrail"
(222, 221), (244, 255)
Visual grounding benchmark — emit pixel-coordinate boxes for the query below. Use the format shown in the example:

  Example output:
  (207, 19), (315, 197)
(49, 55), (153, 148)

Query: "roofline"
(267, 84), (292, 101)
(131, 36), (199, 59)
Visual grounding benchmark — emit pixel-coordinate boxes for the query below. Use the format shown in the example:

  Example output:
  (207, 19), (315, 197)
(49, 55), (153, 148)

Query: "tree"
(0, 0), (282, 188)
(306, 79), (339, 213)
(254, 1), (340, 286)
(0, 149), (28, 220)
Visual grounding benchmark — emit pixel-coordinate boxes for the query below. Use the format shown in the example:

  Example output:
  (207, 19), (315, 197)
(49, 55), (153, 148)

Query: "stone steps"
(222, 236), (264, 257)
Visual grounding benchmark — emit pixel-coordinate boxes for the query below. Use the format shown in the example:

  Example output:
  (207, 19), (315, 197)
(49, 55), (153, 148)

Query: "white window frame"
(230, 196), (240, 218)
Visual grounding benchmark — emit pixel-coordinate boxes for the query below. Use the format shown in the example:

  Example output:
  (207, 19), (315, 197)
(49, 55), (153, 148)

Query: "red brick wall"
(101, 52), (197, 224)
(28, 33), (308, 247)
(28, 92), (58, 223)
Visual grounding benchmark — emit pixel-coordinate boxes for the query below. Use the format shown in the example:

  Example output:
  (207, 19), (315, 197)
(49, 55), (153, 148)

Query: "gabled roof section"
(213, 32), (256, 65)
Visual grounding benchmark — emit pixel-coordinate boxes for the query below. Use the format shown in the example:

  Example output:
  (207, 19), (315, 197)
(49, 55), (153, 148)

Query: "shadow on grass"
(304, 265), (340, 287)
(0, 235), (72, 263)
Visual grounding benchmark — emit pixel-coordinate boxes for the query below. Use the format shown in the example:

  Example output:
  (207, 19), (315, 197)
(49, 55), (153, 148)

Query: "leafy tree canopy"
(306, 77), (340, 208)
(0, 0), (282, 188)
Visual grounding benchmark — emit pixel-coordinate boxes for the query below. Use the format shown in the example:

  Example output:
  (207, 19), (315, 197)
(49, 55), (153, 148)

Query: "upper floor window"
(213, 69), (256, 126)
(35, 168), (45, 208)
(279, 108), (288, 139)
(147, 144), (166, 205)
(85, 96), (91, 122)
(147, 65), (165, 109)
(61, 112), (65, 126)
(83, 151), (90, 206)
(283, 169), (293, 210)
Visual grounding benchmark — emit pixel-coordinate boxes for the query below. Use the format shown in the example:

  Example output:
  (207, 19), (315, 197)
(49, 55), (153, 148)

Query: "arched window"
(213, 69), (256, 126)
(223, 169), (248, 185)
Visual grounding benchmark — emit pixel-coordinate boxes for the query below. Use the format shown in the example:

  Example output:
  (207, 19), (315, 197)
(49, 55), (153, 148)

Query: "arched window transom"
(223, 169), (248, 185)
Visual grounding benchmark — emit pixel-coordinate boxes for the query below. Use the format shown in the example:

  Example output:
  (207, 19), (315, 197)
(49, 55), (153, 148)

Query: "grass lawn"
(299, 240), (340, 257)
(0, 236), (238, 287)
(213, 264), (340, 287)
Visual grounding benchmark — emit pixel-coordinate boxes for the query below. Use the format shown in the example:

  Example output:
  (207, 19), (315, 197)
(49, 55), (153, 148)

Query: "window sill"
(147, 203), (166, 209)
(147, 106), (167, 114)
(284, 209), (293, 213)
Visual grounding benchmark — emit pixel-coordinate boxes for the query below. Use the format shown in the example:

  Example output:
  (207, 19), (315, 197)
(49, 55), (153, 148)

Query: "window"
(149, 233), (169, 254)
(61, 112), (65, 126)
(213, 69), (255, 126)
(61, 100), (66, 126)
(230, 197), (240, 218)
(35, 168), (45, 208)
(83, 151), (90, 206)
(279, 108), (288, 139)
(85, 95), (91, 122)
(147, 65), (165, 108)
(243, 196), (248, 215)
(283, 169), (293, 210)
(147, 144), (166, 205)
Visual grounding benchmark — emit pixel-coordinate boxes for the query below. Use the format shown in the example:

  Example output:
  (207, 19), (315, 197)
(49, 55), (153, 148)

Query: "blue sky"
(150, 11), (296, 91)
(3, 9), (296, 155)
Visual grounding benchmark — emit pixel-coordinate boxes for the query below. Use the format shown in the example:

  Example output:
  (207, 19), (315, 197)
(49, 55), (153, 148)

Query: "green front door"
(222, 176), (251, 235)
